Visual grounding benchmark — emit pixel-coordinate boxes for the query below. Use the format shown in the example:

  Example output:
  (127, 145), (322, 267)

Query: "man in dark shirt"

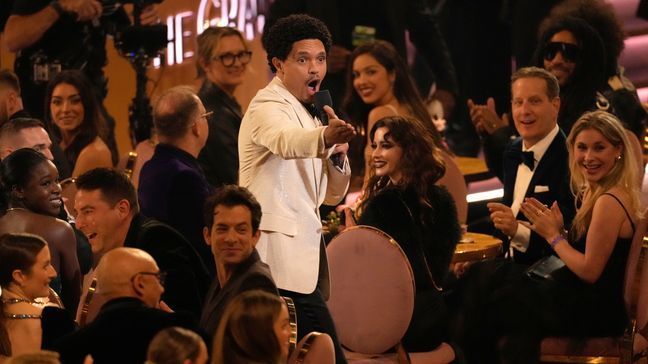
(199, 185), (278, 339)
(74, 168), (210, 319)
(138, 86), (215, 275)
(55, 247), (197, 364)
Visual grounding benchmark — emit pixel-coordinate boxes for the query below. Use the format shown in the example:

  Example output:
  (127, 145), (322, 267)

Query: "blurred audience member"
(73, 168), (210, 321)
(0, 118), (53, 160)
(146, 327), (207, 364)
(44, 71), (115, 178)
(0, 70), (26, 126)
(349, 116), (459, 357)
(196, 27), (250, 188)
(211, 290), (291, 364)
(55, 247), (196, 364)
(199, 185), (277, 339)
(0, 149), (81, 310)
(138, 86), (214, 275)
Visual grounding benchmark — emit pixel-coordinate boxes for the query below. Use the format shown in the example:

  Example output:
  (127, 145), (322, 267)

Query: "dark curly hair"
(533, 16), (606, 133)
(262, 14), (332, 73)
(358, 116), (445, 214)
(540, 0), (625, 78)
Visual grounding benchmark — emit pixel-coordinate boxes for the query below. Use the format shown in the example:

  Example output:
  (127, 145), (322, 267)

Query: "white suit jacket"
(239, 77), (350, 294)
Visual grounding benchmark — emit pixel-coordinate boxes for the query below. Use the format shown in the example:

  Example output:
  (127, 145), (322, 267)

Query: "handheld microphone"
(313, 90), (343, 166)
(314, 90), (333, 126)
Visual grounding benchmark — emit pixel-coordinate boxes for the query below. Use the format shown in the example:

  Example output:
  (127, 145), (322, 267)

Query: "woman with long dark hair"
(350, 115), (460, 357)
(342, 40), (446, 183)
(0, 149), (80, 311)
(44, 70), (115, 178)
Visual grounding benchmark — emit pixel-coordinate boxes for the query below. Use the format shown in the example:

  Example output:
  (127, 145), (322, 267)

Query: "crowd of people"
(0, 0), (647, 363)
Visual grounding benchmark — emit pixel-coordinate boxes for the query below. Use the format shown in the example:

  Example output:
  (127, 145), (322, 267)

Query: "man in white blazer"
(239, 14), (354, 363)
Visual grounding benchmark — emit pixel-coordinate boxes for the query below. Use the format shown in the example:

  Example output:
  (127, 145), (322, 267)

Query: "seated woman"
(212, 290), (291, 364)
(350, 116), (460, 355)
(456, 110), (643, 362)
(44, 70), (114, 178)
(196, 26), (251, 187)
(342, 40), (447, 185)
(0, 149), (81, 312)
(0, 233), (75, 360)
(146, 326), (207, 364)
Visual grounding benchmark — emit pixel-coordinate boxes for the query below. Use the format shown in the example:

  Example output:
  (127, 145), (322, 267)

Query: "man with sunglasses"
(196, 27), (251, 188)
(469, 16), (641, 181)
(56, 247), (198, 364)
(138, 86), (215, 275)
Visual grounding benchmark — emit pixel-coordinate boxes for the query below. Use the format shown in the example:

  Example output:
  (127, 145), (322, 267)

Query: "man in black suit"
(199, 185), (278, 339)
(55, 247), (197, 364)
(74, 168), (210, 320)
(487, 67), (575, 265)
(138, 86), (214, 275)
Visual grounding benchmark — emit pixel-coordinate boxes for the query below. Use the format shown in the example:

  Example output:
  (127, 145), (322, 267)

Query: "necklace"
(5, 207), (29, 213)
(4, 313), (41, 319)
(1, 297), (43, 305)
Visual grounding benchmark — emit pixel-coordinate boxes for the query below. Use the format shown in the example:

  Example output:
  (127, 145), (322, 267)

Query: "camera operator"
(3, 0), (159, 162)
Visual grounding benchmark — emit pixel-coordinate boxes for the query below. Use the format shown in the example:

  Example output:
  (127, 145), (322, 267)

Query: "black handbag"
(525, 255), (565, 281)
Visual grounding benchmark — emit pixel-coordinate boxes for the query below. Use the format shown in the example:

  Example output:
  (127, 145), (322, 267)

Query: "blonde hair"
(567, 110), (642, 238)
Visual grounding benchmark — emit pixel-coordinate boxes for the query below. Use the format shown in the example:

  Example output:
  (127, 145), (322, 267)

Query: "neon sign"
(156, 0), (271, 67)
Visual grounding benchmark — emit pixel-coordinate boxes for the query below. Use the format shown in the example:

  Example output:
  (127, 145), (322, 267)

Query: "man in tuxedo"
(239, 14), (355, 363)
(487, 67), (575, 265)
(199, 185), (278, 339)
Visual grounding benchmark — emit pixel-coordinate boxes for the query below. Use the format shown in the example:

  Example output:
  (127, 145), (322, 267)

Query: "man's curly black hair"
(540, 0), (626, 78)
(262, 14), (332, 73)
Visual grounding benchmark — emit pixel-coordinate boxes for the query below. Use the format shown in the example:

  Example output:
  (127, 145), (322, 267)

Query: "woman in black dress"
(351, 115), (461, 354)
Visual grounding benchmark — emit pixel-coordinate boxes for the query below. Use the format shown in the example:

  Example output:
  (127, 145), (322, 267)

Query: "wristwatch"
(49, 1), (66, 17)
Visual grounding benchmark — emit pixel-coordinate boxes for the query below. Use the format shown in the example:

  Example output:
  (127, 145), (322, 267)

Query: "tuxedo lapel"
(524, 132), (565, 197)
(503, 140), (522, 205)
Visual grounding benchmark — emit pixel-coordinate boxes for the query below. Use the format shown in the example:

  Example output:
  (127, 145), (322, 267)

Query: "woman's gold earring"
(617, 155), (622, 160)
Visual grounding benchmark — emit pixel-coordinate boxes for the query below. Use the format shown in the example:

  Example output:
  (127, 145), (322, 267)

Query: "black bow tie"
(513, 150), (536, 171)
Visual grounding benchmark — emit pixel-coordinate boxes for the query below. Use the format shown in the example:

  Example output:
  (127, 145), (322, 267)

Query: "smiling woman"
(0, 233), (75, 359)
(45, 70), (115, 178)
(0, 148), (81, 313)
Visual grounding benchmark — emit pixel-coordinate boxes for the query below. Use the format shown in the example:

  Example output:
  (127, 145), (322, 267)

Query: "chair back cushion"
(437, 151), (468, 224)
(288, 332), (335, 364)
(327, 226), (415, 354)
(623, 216), (648, 318)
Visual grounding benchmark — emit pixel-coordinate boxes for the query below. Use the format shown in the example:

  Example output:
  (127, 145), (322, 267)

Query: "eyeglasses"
(130, 271), (167, 286)
(212, 51), (252, 67)
(199, 111), (213, 121)
(543, 42), (581, 63)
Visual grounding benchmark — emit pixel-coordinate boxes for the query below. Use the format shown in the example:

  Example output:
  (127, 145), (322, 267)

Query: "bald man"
(55, 248), (198, 364)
